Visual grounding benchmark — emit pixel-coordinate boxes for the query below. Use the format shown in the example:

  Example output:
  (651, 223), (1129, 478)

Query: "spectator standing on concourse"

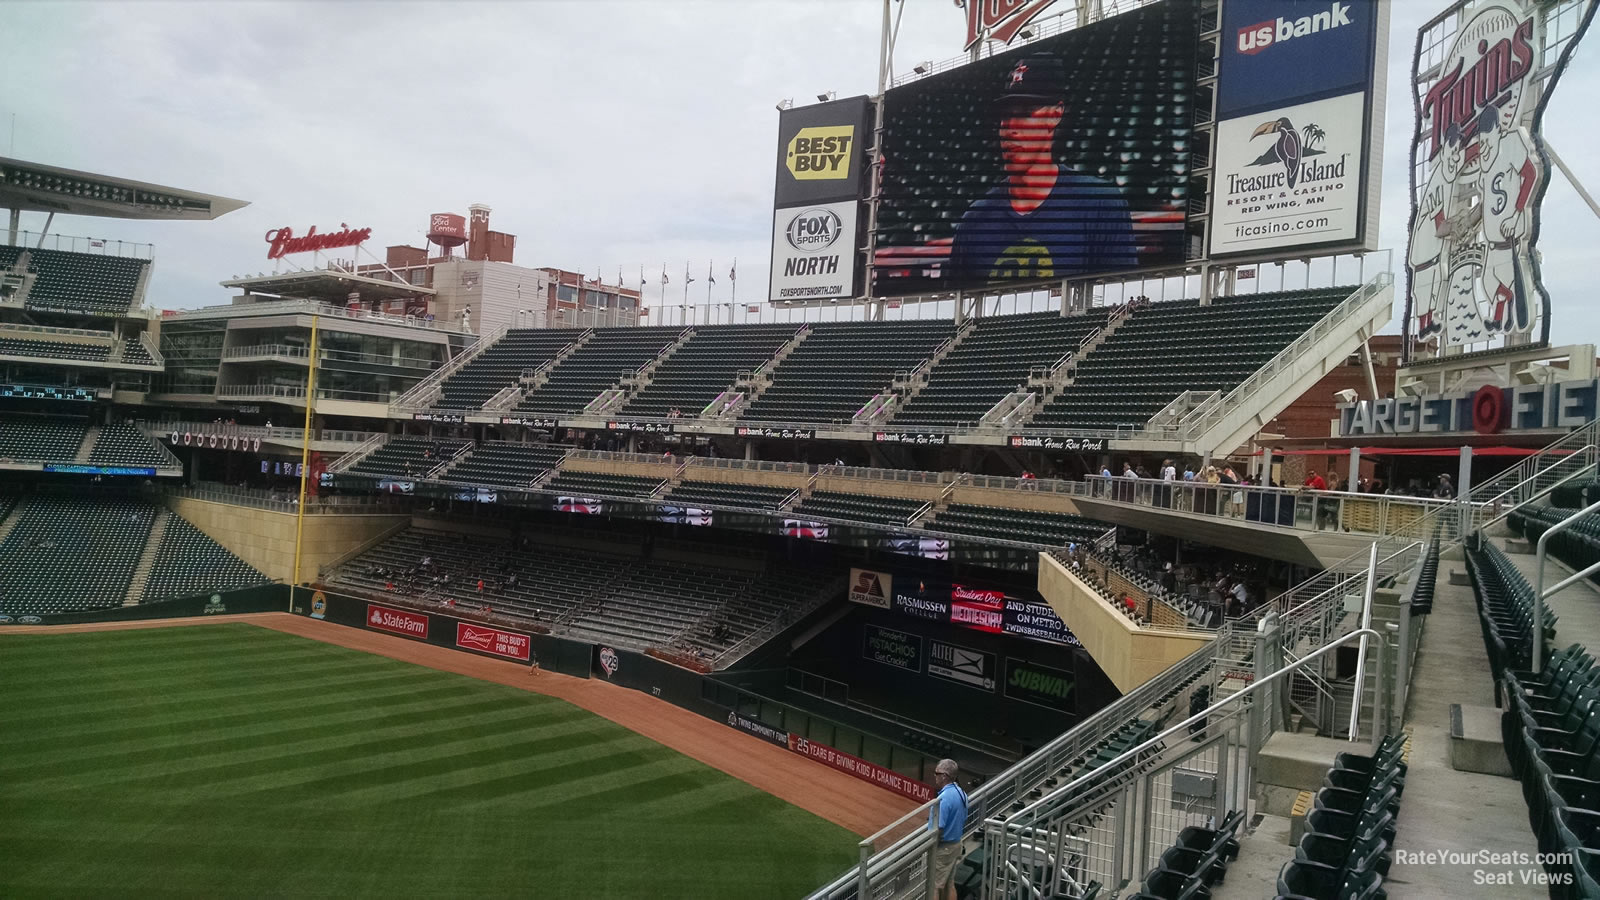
(929, 758), (968, 900)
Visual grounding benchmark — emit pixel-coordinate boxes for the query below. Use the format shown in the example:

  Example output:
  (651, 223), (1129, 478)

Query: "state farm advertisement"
(366, 604), (429, 639)
(786, 734), (934, 802)
(949, 584), (1005, 634)
(455, 622), (531, 661)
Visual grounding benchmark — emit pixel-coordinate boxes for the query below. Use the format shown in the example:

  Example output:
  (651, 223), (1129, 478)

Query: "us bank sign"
(1337, 380), (1599, 437)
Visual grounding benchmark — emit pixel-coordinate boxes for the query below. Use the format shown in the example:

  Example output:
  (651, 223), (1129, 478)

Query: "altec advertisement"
(454, 622), (530, 662)
(366, 604), (429, 639)
(769, 95), (872, 303)
(1210, 0), (1384, 257)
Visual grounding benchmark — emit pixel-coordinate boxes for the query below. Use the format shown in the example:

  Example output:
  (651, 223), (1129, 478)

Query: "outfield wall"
(300, 588), (950, 799)
(0, 584), (290, 626)
(167, 495), (411, 583)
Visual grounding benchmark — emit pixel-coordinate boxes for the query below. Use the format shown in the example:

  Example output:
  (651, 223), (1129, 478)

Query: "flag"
(640, 265), (646, 289)
(729, 259), (737, 282)
(661, 264), (669, 285)
(685, 261), (695, 285)
(708, 260), (716, 285)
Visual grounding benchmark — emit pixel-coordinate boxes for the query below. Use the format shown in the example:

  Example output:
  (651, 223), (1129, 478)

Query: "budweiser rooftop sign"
(956, 0), (1061, 51)
(265, 224), (373, 260)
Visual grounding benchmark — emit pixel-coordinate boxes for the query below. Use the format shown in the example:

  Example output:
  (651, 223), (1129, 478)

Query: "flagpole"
(707, 259), (714, 324)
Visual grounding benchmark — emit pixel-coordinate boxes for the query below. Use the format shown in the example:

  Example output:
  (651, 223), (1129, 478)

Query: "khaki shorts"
(934, 840), (964, 888)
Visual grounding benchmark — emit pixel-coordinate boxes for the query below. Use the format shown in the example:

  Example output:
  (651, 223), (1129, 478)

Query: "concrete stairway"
(75, 425), (101, 463)
(123, 510), (171, 606)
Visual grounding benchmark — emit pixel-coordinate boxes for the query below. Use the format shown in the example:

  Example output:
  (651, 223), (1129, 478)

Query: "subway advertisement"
(873, 0), (1197, 296)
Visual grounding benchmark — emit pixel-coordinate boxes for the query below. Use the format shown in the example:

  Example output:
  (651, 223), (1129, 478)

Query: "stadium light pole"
(289, 315), (319, 612)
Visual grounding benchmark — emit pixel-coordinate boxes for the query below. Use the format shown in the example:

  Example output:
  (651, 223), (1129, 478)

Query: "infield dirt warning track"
(4, 613), (917, 837)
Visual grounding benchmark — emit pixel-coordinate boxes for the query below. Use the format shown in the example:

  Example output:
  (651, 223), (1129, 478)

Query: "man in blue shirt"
(929, 758), (969, 899)
(948, 54), (1137, 286)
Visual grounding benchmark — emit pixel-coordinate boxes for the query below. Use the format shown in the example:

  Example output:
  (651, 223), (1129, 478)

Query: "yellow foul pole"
(290, 316), (318, 611)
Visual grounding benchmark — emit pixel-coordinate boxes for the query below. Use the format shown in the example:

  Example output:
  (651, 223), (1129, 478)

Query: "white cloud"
(2, 0), (1596, 339)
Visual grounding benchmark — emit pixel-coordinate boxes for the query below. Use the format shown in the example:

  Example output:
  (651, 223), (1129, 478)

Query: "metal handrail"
(168, 298), (459, 331)
(390, 322), (506, 411)
(0, 321), (117, 341)
(1533, 498), (1600, 673)
(1161, 263), (1393, 441)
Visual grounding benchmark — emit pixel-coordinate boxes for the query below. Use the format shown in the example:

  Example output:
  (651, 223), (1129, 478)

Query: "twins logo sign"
(1404, 0), (1595, 350)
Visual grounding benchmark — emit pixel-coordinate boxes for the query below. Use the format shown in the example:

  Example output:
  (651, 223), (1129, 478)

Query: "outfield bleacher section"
(87, 421), (179, 469)
(437, 442), (566, 487)
(327, 525), (835, 656)
(619, 323), (799, 418)
(0, 495), (154, 614)
(542, 470), (666, 499)
(791, 490), (925, 527)
(1272, 735), (1405, 900)
(344, 437), (470, 479)
(892, 310), (1110, 427)
(4, 245), (149, 316)
(739, 320), (955, 424)
(662, 481), (793, 510)
(927, 503), (1107, 546)
(514, 326), (684, 416)
(0, 413), (87, 463)
(0, 336), (112, 363)
(141, 515), (269, 602)
(435, 328), (587, 410)
(1030, 288), (1351, 430)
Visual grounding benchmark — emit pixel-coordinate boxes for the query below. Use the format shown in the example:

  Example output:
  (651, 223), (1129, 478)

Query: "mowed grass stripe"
(0, 625), (857, 898)
(0, 675), (490, 752)
(0, 660), (449, 731)
(2, 692), (590, 785)
(0, 646), (422, 711)
(5, 641), (375, 687)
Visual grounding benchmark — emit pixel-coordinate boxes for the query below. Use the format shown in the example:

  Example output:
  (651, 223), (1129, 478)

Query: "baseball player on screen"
(947, 55), (1137, 284)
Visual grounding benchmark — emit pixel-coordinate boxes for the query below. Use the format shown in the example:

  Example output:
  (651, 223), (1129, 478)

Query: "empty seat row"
(88, 421), (177, 469)
(0, 494), (155, 614)
(6, 245), (149, 316)
(792, 490), (926, 527)
(1031, 289), (1351, 431)
(516, 326), (686, 416)
(435, 328), (587, 409)
(0, 413), (88, 463)
(141, 515), (268, 602)
(345, 437), (470, 479)
(928, 503), (1110, 547)
(542, 470), (665, 499)
(619, 323), (799, 419)
(1130, 810), (1243, 900)
(740, 320), (955, 424)
(661, 481), (794, 510)
(1273, 734), (1406, 900)
(0, 337), (112, 362)
(438, 442), (568, 487)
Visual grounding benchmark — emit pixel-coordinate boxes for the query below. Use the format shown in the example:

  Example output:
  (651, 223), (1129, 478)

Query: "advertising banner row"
(723, 708), (934, 802)
(848, 568), (1080, 647)
(862, 623), (1077, 713)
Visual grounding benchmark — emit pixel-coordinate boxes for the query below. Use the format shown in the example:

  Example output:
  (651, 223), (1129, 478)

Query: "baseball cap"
(998, 55), (1067, 102)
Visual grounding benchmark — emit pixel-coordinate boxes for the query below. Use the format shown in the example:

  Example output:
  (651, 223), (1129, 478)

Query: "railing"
(1149, 260), (1393, 444)
(165, 483), (410, 514)
(135, 332), (166, 368)
(222, 343), (310, 361)
(0, 321), (117, 341)
(583, 389), (626, 415)
(1078, 474), (1459, 540)
(8, 230), (153, 259)
(979, 628), (1388, 900)
(390, 322), (506, 412)
(216, 383), (392, 404)
(167, 298), (460, 332)
(326, 432), (390, 474)
(811, 632), (1222, 900)
(138, 420), (382, 446)
(483, 383), (521, 412)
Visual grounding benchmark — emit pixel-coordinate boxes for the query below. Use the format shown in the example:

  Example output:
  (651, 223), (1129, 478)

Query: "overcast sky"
(3, 0), (1597, 336)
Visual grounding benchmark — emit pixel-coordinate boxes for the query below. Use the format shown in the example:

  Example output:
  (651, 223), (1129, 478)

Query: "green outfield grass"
(0, 624), (854, 898)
